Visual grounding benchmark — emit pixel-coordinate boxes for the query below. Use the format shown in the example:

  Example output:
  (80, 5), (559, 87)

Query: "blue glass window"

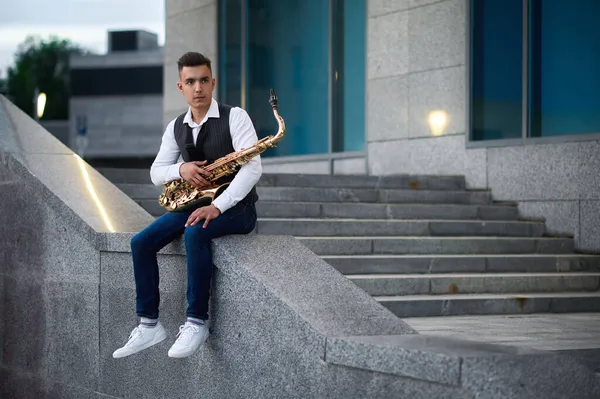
(470, 0), (523, 141)
(219, 0), (366, 156)
(218, 0), (243, 107)
(333, 0), (366, 153)
(528, 0), (600, 137)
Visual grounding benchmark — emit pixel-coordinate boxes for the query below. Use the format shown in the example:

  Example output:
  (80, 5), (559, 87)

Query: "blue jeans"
(130, 201), (257, 320)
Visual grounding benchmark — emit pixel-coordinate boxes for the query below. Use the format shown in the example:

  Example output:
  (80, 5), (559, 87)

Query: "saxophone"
(157, 88), (285, 212)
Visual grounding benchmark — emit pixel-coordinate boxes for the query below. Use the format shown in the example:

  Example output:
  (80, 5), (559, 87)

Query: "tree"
(5, 35), (86, 120)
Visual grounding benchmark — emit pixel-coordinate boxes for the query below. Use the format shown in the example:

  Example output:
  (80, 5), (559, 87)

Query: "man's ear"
(177, 82), (183, 92)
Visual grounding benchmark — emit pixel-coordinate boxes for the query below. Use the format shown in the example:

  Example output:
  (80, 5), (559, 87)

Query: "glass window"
(528, 0), (600, 137)
(218, 0), (243, 106)
(246, 0), (330, 157)
(219, 0), (366, 156)
(332, 0), (366, 153)
(470, 0), (523, 141)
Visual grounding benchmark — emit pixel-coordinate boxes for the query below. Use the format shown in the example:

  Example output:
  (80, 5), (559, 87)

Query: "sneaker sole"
(113, 327), (167, 359)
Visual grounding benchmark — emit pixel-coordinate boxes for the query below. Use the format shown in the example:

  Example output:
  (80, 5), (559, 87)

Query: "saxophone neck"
(269, 88), (278, 111)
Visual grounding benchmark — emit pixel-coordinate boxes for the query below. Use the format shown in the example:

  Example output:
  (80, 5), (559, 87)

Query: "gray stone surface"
(324, 254), (600, 275)
(580, 200), (600, 252)
(256, 218), (545, 237)
(408, 0), (465, 72)
(368, 135), (489, 190)
(364, 0), (599, 255)
(3, 95), (600, 398)
(517, 200), (578, 237)
(368, 0), (443, 17)
(408, 66), (465, 138)
(0, 97), (154, 234)
(100, 168), (467, 190)
(404, 313), (600, 351)
(349, 272), (600, 296)
(368, 11), (408, 80)
(327, 334), (600, 398)
(487, 143), (581, 202)
(484, 141), (600, 252)
(299, 236), (575, 256)
(378, 292), (600, 318)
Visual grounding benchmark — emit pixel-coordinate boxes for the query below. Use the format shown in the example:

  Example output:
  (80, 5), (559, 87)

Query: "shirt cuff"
(212, 194), (232, 214)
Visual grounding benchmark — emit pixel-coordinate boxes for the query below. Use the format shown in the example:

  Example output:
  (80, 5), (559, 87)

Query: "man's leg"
(131, 212), (190, 318)
(167, 201), (257, 358)
(113, 211), (191, 359)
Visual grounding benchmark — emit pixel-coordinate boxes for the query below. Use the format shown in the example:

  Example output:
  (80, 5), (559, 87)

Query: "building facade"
(69, 30), (164, 167)
(163, 0), (600, 252)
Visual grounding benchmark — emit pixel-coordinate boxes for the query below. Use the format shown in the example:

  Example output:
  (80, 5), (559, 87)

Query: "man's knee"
(131, 231), (150, 253)
(183, 225), (211, 244)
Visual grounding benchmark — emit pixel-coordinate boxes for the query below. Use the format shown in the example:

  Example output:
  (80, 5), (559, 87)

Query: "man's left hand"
(185, 204), (222, 228)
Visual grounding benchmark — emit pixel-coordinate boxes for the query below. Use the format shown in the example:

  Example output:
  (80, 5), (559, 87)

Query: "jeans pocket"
(228, 202), (248, 220)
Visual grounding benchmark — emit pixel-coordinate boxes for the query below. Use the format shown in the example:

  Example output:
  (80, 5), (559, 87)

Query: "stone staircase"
(99, 168), (600, 318)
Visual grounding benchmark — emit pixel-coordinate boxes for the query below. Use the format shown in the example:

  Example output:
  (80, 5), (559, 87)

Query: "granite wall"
(2, 93), (600, 397)
(366, 0), (600, 252)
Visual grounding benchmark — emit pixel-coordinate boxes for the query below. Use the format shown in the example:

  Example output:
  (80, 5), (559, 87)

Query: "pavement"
(403, 313), (600, 371)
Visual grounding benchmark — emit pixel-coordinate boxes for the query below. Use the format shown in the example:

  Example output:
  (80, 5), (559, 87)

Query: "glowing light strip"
(74, 154), (115, 232)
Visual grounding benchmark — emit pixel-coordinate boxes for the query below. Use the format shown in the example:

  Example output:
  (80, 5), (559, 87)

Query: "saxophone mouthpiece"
(269, 88), (278, 109)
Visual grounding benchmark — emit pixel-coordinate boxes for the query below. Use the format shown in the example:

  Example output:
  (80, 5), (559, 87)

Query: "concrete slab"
(403, 313), (600, 372)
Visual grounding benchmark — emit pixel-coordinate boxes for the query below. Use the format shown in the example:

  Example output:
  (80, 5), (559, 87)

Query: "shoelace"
(175, 324), (201, 343)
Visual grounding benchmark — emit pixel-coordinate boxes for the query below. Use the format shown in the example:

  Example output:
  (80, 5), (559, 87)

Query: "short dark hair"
(177, 52), (212, 73)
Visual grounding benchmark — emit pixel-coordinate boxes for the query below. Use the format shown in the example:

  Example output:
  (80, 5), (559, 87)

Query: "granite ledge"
(325, 334), (548, 386)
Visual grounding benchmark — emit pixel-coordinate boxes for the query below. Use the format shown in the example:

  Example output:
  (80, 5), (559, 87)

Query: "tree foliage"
(5, 35), (86, 120)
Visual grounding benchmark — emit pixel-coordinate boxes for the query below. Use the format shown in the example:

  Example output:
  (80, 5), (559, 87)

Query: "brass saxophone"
(157, 88), (285, 212)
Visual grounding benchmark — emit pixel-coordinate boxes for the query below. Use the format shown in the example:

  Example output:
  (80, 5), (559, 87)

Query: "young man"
(113, 52), (262, 359)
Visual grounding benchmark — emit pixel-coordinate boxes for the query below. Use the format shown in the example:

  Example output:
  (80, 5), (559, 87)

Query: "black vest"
(173, 103), (258, 204)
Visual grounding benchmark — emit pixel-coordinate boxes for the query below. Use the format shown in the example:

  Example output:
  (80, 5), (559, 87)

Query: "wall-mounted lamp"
(427, 110), (448, 136)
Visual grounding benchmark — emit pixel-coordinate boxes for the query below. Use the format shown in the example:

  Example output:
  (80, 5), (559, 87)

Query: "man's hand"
(185, 204), (221, 228)
(180, 161), (212, 187)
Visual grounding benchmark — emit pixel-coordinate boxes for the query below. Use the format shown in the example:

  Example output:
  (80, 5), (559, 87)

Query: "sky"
(0, 0), (165, 77)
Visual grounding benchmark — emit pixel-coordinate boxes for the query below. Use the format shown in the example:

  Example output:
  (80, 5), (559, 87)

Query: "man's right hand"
(180, 161), (212, 188)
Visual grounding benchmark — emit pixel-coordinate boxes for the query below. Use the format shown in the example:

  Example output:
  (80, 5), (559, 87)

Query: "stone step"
(116, 183), (492, 205)
(255, 201), (519, 220)
(376, 292), (600, 318)
(256, 186), (492, 205)
(257, 218), (545, 237)
(347, 272), (600, 296)
(98, 168), (466, 190)
(323, 254), (600, 275)
(97, 167), (152, 184)
(258, 173), (466, 190)
(135, 199), (166, 216)
(297, 236), (575, 255)
(137, 199), (519, 219)
(117, 183), (162, 199)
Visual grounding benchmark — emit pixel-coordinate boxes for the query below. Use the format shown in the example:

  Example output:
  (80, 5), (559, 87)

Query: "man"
(113, 52), (262, 359)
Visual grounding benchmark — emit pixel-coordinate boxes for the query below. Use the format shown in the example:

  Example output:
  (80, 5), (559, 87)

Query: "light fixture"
(427, 110), (448, 136)
(37, 92), (47, 119)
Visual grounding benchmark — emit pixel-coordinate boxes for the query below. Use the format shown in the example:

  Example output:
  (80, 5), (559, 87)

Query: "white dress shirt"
(150, 98), (262, 213)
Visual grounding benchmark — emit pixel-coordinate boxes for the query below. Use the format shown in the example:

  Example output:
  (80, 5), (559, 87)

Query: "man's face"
(177, 65), (215, 109)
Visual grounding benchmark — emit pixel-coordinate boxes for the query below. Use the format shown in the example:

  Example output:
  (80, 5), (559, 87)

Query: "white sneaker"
(112, 322), (167, 358)
(167, 322), (209, 358)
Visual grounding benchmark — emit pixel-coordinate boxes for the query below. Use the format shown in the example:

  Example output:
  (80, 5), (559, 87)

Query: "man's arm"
(150, 119), (184, 186)
(211, 107), (263, 213)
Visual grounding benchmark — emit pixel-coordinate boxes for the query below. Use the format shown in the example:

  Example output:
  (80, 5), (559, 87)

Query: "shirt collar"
(183, 97), (220, 127)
